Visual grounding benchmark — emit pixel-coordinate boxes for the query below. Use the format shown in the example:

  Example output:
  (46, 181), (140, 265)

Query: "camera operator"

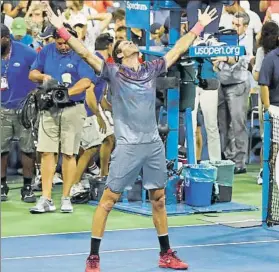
(1, 23), (37, 203)
(213, 11), (252, 174)
(28, 26), (97, 214)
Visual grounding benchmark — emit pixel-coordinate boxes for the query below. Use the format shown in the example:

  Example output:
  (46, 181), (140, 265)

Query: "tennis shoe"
(61, 197), (73, 213)
(159, 249), (189, 270)
(85, 255), (100, 272)
(1, 183), (9, 201)
(29, 196), (56, 213)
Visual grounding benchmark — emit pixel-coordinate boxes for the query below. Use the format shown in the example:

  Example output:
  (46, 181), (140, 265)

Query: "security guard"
(1, 23), (37, 203)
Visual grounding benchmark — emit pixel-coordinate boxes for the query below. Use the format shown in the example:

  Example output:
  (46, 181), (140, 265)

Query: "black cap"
(39, 25), (55, 39)
(1, 23), (10, 38)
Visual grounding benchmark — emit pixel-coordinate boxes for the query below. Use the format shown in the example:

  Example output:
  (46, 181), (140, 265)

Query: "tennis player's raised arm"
(165, 6), (218, 69)
(66, 36), (103, 73)
(45, 5), (103, 73)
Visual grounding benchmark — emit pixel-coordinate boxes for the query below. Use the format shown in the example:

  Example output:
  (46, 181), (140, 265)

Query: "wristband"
(57, 27), (71, 41)
(190, 22), (204, 37)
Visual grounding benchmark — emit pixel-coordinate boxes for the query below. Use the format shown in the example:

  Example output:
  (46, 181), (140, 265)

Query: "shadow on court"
(2, 224), (279, 272)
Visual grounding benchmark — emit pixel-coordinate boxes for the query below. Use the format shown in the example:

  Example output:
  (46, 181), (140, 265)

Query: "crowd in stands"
(1, 0), (279, 210)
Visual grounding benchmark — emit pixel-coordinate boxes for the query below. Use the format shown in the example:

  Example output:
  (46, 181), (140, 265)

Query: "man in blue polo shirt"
(71, 33), (115, 199)
(1, 24), (37, 203)
(29, 26), (97, 214)
(259, 47), (279, 109)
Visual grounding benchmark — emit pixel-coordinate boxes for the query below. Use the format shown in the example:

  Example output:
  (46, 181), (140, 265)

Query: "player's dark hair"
(112, 40), (123, 64)
(53, 23), (78, 39)
(95, 33), (114, 51)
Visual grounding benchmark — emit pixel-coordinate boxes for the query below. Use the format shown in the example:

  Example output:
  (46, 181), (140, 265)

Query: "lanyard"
(239, 34), (246, 43)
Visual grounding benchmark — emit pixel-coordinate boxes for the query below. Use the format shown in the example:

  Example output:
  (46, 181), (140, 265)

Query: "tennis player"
(46, 4), (217, 271)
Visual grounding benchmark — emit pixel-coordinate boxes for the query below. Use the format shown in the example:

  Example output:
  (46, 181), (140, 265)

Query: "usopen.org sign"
(189, 46), (245, 58)
(126, 0), (150, 29)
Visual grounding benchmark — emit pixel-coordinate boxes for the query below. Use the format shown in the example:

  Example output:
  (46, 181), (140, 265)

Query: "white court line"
(2, 220), (262, 239)
(1, 223), (218, 239)
(2, 239), (279, 261)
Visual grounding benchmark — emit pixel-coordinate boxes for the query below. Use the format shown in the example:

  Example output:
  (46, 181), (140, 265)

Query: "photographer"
(1, 23), (37, 203)
(28, 26), (96, 214)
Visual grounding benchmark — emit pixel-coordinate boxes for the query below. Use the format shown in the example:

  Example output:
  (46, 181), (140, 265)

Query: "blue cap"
(39, 25), (55, 39)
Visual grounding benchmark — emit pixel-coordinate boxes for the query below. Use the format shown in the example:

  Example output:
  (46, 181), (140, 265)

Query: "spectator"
(63, 0), (98, 27)
(85, 1), (113, 13)
(94, 34), (115, 178)
(115, 26), (127, 41)
(2, 0), (27, 18)
(38, 24), (55, 45)
(240, 0), (263, 54)
(72, 9), (112, 54)
(24, 1), (46, 33)
(64, 1), (112, 53)
(260, 0), (279, 13)
(253, 21), (279, 82)
(112, 8), (125, 32)
(253, 21), (279, 185)
(131, 28), (146, 46)
(225, 0), (245, 15)
(258, 40), (279, 185)
(192, 53), (222, 162)
(49, 0), (67, 13)
(213, 11), (252, 174)
(258, 31), (279, 109)
(260, 0), (279, 23)
(219, 6), (234, 30)
(150, 23), (164, 46)
(11, 17), (33, 46)
(1, 23), (37, 203)
(71, 33), (115, 197)
(1, 3), (14, 30)
(160, 16), (170, 46)
(187, 0), (224, 33)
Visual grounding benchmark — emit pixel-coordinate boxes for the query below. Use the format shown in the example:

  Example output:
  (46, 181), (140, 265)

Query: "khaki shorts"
(102, 109), (114, 136)
(1, 108), (35, 153)
(81, 108), (114, 150)
(37, 104), (86, 155)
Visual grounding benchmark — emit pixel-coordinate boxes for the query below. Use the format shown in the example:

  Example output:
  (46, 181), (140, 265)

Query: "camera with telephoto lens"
(36, 79), (70, 111)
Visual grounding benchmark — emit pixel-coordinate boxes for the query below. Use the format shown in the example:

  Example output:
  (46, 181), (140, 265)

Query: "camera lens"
(55, 90), (65, 102)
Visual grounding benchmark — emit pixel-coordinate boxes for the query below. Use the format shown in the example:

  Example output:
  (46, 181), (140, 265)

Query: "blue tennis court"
(2, 224), (279, 272)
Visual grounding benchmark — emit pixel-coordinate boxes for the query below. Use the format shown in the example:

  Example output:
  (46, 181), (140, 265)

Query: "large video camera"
(36, 79), (70, 111)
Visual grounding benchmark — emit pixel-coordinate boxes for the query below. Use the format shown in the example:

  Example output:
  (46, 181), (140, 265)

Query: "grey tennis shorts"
(106, 141), (167, 193)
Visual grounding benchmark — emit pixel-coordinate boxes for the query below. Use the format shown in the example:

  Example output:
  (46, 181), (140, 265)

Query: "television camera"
(35, 79), (70, 111)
